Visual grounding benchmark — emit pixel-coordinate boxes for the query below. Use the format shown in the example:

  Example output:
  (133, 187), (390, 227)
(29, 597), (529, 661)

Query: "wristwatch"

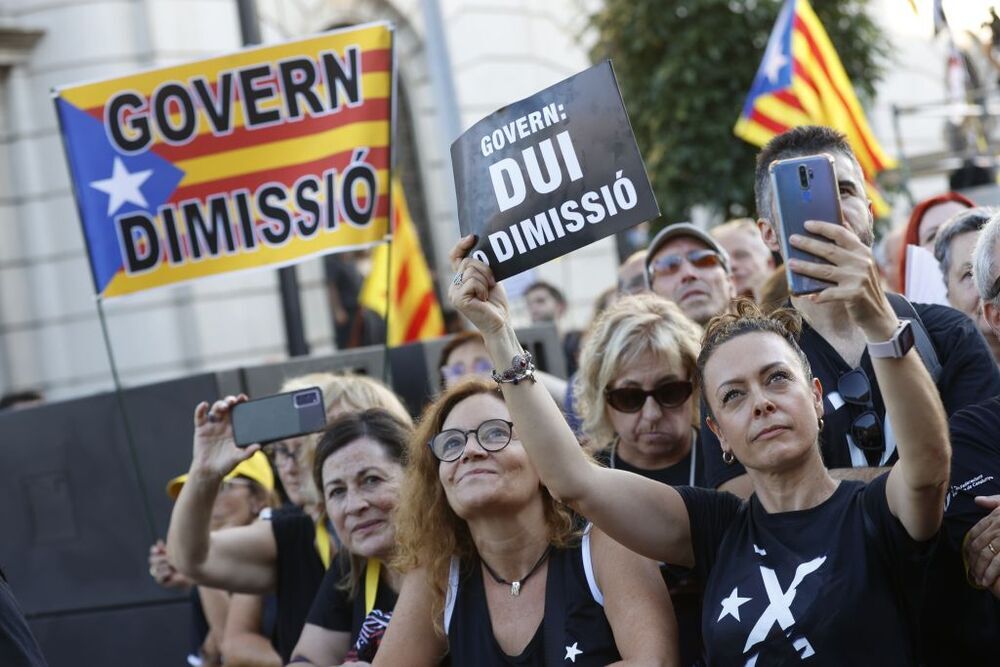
(867, 320), (915, 359)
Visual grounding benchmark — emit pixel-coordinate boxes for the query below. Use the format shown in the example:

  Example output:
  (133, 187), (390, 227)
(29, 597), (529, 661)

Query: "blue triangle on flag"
(56, 98), (184, 294)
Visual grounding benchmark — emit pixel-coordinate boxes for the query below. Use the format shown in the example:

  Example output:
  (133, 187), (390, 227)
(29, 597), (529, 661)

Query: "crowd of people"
(4, 124), (1000, 666)
(144, 125), (1000, 664)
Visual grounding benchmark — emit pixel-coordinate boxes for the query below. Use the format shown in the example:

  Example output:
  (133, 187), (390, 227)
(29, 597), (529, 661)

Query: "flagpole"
(380, 23), (399, 386)
(96, 298), (158, 544)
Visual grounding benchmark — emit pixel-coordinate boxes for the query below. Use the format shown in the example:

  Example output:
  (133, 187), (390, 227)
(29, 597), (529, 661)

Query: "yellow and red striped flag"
(359, 179), (445, 345)
(734, 0), (895, 216)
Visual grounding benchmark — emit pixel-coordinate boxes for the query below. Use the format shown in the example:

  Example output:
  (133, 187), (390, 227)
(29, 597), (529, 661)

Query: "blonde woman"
(374, 379), (678, 666)
(576, 293), (707, 664)
(167, 373), (410, 663)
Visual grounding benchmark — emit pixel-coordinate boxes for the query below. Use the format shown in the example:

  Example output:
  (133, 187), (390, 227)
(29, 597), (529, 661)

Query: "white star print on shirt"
(90, 156), (153, 216)
(564, 641), (582, 662)
(717, 586), (752, 622)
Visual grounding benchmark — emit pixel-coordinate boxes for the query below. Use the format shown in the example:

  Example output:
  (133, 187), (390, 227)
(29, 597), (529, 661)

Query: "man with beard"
(700, 125), (1000, 498)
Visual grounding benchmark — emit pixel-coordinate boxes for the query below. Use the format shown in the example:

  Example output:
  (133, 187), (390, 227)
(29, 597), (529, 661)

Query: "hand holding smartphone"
(231, 387), (327, 447)
(769, 153), (843, 295)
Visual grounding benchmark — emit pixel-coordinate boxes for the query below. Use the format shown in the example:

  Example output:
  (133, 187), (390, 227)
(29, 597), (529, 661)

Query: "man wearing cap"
(644, 221), (736, 326)
(700, 125), (1000, 500)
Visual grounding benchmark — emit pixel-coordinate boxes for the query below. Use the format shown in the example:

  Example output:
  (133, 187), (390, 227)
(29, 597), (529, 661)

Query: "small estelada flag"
(734, 0), (895, 216)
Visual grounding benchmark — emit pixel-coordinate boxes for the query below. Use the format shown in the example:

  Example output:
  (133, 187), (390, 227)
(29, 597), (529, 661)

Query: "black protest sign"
(450, 61), (658, 281)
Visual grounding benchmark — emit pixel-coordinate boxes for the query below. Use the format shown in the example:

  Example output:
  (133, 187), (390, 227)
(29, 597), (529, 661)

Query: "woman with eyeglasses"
(373, 379), (679, 666)
(167, 374), (412, 663)
(289, 409), (409, 666)
(575, 293), (707, 665)
(448, 233), (950, 664)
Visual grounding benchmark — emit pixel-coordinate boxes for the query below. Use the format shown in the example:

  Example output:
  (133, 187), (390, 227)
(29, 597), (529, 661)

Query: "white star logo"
(717, 586), (752, 622)
(90, 157), (153, 216)
(564, 641), (583, 662)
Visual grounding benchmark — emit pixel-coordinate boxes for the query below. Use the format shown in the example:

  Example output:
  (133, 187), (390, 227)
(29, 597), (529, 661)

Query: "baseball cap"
(166, 451), (275, 501)
(644, 222), (731, 287)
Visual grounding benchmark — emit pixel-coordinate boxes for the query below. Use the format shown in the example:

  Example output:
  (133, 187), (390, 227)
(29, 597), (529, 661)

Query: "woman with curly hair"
(373, 378), (678, 666)
(447, 232), (950, 664)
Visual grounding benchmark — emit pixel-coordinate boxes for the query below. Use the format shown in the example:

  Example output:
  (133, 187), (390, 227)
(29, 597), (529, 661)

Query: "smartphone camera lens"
(798, 165), (809, 189)
(294, 390), (319, 408)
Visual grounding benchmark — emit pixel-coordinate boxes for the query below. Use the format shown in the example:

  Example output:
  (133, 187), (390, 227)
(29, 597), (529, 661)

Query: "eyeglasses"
(987, 274), (1000, 301)
(650, 249), (722, 279)
(441, 358), (493, 382)
(837, 369), (884, 455)
(266, 442), (299, 465)
(604, 380), (694, 413)
(618, 273), (647, 295)
(429, 418), (514, 462)
(219, 478), (255, 494)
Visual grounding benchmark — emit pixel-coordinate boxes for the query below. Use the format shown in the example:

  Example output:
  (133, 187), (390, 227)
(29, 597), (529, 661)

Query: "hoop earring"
(818, 417), (825, 432)
(722, 450), (735, 465)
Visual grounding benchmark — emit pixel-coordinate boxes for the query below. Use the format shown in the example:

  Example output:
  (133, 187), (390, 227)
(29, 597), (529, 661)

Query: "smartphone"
(769, 153), (842, 295)
(231, 387), (326, 447)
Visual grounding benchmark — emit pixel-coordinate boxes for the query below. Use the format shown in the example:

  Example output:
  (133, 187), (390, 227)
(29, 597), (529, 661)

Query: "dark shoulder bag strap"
(885, 292), (943, 384)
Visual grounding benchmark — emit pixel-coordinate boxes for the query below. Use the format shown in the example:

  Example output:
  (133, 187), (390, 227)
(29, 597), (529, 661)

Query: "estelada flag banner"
(734, 0), (895, 216)
(54, 22), (393, 299)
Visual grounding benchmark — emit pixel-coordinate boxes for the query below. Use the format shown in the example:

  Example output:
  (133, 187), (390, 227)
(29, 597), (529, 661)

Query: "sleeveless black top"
(444, 530), (620, 666)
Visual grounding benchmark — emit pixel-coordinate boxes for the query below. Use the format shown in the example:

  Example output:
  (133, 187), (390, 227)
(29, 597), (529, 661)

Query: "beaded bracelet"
(492, 350), (537, 385)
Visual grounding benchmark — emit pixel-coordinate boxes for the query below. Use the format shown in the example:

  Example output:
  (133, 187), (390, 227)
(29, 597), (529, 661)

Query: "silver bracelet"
(492, 350), (536, 385)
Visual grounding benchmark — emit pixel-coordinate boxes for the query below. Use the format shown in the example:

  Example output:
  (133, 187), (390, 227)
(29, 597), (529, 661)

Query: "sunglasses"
(429, 418), (514, 462)
(837, 368), (884, 455)
(604, 380), (694, 413)
(650, 249), (722, 279)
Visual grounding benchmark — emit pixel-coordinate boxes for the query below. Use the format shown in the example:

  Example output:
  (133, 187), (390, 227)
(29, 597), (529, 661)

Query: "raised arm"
(449, 236), (694, 566)
(590, 528), (678, 666)
(791, 221), (950, 541)
(167, 397), (278, 593)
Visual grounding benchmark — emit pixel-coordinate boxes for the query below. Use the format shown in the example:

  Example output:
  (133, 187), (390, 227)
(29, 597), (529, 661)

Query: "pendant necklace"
(480, 545), (553, 597)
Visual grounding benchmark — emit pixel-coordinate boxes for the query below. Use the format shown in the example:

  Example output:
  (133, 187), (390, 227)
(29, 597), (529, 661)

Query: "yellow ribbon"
(365, 558), (381, 615)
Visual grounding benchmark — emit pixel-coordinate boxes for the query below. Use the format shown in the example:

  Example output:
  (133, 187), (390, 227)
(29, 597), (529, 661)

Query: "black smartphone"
(769, 153), (842, 295)
(231, 387), (326, 447)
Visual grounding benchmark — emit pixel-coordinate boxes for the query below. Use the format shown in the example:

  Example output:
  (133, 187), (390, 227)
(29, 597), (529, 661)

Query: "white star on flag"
(717, 586), (752, 622)
(762, 47), (788, 83)
(564, 641), (583, 662)
(90, 156), (153, 216)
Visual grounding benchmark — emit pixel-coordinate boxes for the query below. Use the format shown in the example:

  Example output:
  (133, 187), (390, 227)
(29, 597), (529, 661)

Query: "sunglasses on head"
(650, 249), (722, 279)
(604, 380), (694, 413)
(838, 368), (884, 455)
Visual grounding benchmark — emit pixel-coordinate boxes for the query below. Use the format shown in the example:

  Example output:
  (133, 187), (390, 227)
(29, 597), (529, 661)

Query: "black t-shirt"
(701, 302), (1000, 489)
(271, 506), (326, 662)
(0, 571), (46, 667)
(921, 397), (1000, 663)
(678, 475), (932, 665)
(593, 436), (705, 488)
(305, 557), (398, 662)
(445, 535), (620, 666)
(594, 439), (705, 666)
